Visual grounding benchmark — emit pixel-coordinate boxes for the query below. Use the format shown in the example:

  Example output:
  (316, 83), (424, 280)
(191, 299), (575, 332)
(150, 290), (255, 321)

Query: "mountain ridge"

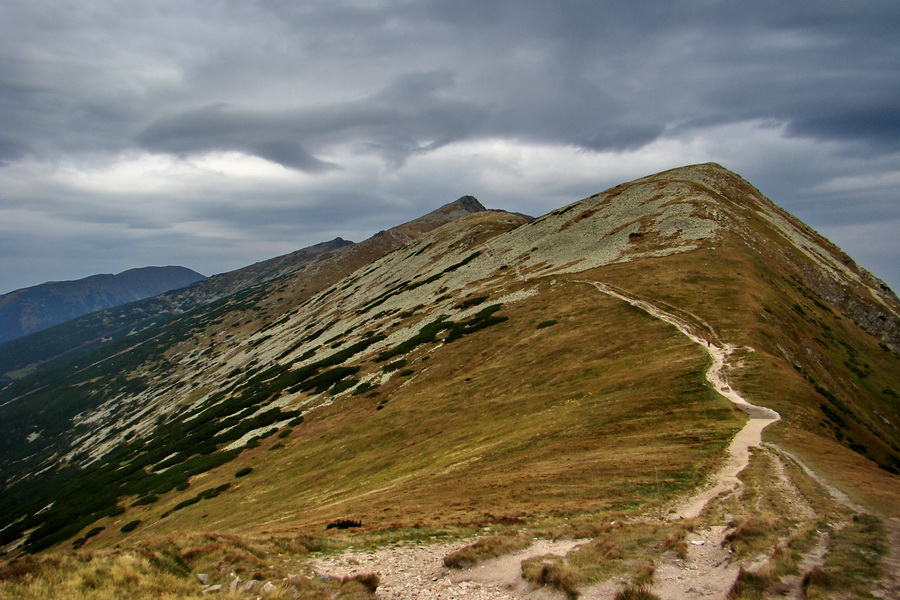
(0, 163), (897, 599)
(0, 195), (487, 382)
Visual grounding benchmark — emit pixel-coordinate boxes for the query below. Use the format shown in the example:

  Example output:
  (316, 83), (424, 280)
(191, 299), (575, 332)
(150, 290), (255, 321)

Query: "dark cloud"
(1, 0), (898, 293)
(787, 106), (900, 148)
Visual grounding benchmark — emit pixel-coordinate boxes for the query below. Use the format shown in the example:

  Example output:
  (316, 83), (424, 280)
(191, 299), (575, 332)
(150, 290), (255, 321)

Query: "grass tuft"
(722, 516), (777, 555)
(726, 566), (773, 600)
(614, 584), (661, 600)
(521, 554), (581, 599)
(443, 535), (531, 569)
(800, 565), (836, 598)
(341, 572), (380, 593)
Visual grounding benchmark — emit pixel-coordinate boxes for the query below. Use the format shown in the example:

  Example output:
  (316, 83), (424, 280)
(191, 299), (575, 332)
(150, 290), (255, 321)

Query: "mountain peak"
(450, 195), (486, 212)
(429, 195), (486, 218)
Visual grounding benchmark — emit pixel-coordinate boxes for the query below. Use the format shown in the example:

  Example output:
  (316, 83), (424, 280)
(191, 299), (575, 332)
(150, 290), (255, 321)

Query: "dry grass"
(599, 223), (900, 519)
(726, 566), (773, 600)
(442, 534), (531, 568)
(0, 552), (206, 600)
(0, 535), (379, 600)
(5, 177), (896, 599)
(560, 520), (691, 587)
(804, 513), (886, 599)
(800, 565), (834, 599)
(722, 516), (779, 556)
(94, 278), (742, 545)
(614, 584), (661, 600)
(661, 528), (689, 559)
(521, 554), (581, 598)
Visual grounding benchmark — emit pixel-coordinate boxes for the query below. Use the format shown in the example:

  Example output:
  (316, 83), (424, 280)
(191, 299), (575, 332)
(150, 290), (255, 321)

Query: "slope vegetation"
(0, 164), (897, 599)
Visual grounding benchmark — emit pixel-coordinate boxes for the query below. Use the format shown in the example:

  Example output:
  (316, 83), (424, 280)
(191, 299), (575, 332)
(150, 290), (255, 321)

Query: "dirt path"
(311, 538), (584, 600)
(307, 280), (896, 599)
(579, 280), (780, 522)
(876, 518), (900, 599)
(574, 280), (787, 599)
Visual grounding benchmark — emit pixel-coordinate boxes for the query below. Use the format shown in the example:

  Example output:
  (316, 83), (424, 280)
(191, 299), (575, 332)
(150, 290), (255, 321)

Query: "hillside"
(0, 164), (897, 599)
(0, 198), (493, 384)
(0, 266), (206, 344)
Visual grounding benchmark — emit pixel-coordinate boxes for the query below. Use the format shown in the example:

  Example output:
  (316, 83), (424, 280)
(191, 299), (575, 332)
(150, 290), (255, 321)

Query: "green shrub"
(71, 526), (105, 550)
(455, 295), (489, 310)
(161, 484), (231, 518)
(120, 520), (141, 533)
(330, 378), (359, 394)
(382, 359), (408, 372)
(326, 519), (362, 530)
(445, 304), (507, 343)
(353, 382), (375, 395)
(235, 467), (253, 478)
(536, 319), (557, 329)
(375, 317), (449, 362)
(132, 494), (159, 507)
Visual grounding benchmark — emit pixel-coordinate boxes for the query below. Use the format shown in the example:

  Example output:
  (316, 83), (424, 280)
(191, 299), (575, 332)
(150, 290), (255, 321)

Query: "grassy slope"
(2, 166), (897, 598)
(598, 227), (900, 517)
(24, 165), (898, 554)
(76, 274), (741, 548)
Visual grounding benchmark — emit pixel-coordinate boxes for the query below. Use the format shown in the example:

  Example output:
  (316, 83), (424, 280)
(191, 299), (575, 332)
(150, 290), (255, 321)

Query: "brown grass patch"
(521, 554), (581, 599)
(726, 565), (773, 599)
(614, 584), (661, 600)
(722, 516), (778, 555)
(442, 534), (531, 568)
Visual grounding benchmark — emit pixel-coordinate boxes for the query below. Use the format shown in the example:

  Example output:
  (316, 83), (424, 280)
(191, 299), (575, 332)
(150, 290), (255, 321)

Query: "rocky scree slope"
(0, 165), (896, 575)
(0, 198), (494, 383)
(0, 238), (353, 382)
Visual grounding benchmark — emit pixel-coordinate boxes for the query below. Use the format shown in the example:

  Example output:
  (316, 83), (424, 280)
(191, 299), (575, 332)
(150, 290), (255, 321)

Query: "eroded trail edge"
(578, 280), (781, 519)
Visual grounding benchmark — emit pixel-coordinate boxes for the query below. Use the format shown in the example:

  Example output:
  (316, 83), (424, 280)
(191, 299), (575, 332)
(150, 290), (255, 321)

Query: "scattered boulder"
(261, 581), (279, 595)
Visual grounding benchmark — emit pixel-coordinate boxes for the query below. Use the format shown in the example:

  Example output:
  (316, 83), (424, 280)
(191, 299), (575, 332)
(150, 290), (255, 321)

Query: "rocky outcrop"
(798, 262), (900, 352)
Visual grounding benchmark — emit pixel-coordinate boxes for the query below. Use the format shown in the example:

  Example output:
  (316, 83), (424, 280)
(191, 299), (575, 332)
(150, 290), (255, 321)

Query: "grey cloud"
(0, 136), (25, 165)
(574, 124), (667, 153)
(253, 141), (339, 173)
(9, 0), (899, 165)
(1, 0), (899, 293)
(135, 72), (487, 170)
(787, 106), (900, 148)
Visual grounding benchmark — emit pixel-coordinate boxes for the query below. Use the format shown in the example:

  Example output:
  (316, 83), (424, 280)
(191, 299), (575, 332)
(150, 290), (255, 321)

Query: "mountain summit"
(0, 164), (897, 598)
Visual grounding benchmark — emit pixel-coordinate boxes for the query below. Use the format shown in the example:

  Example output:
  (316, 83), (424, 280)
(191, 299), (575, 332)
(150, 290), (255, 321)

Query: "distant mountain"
(0, 266), (205, 344)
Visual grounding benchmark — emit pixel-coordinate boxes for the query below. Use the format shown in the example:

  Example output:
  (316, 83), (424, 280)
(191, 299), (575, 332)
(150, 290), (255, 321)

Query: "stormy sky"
(2, 0), (899, 294)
